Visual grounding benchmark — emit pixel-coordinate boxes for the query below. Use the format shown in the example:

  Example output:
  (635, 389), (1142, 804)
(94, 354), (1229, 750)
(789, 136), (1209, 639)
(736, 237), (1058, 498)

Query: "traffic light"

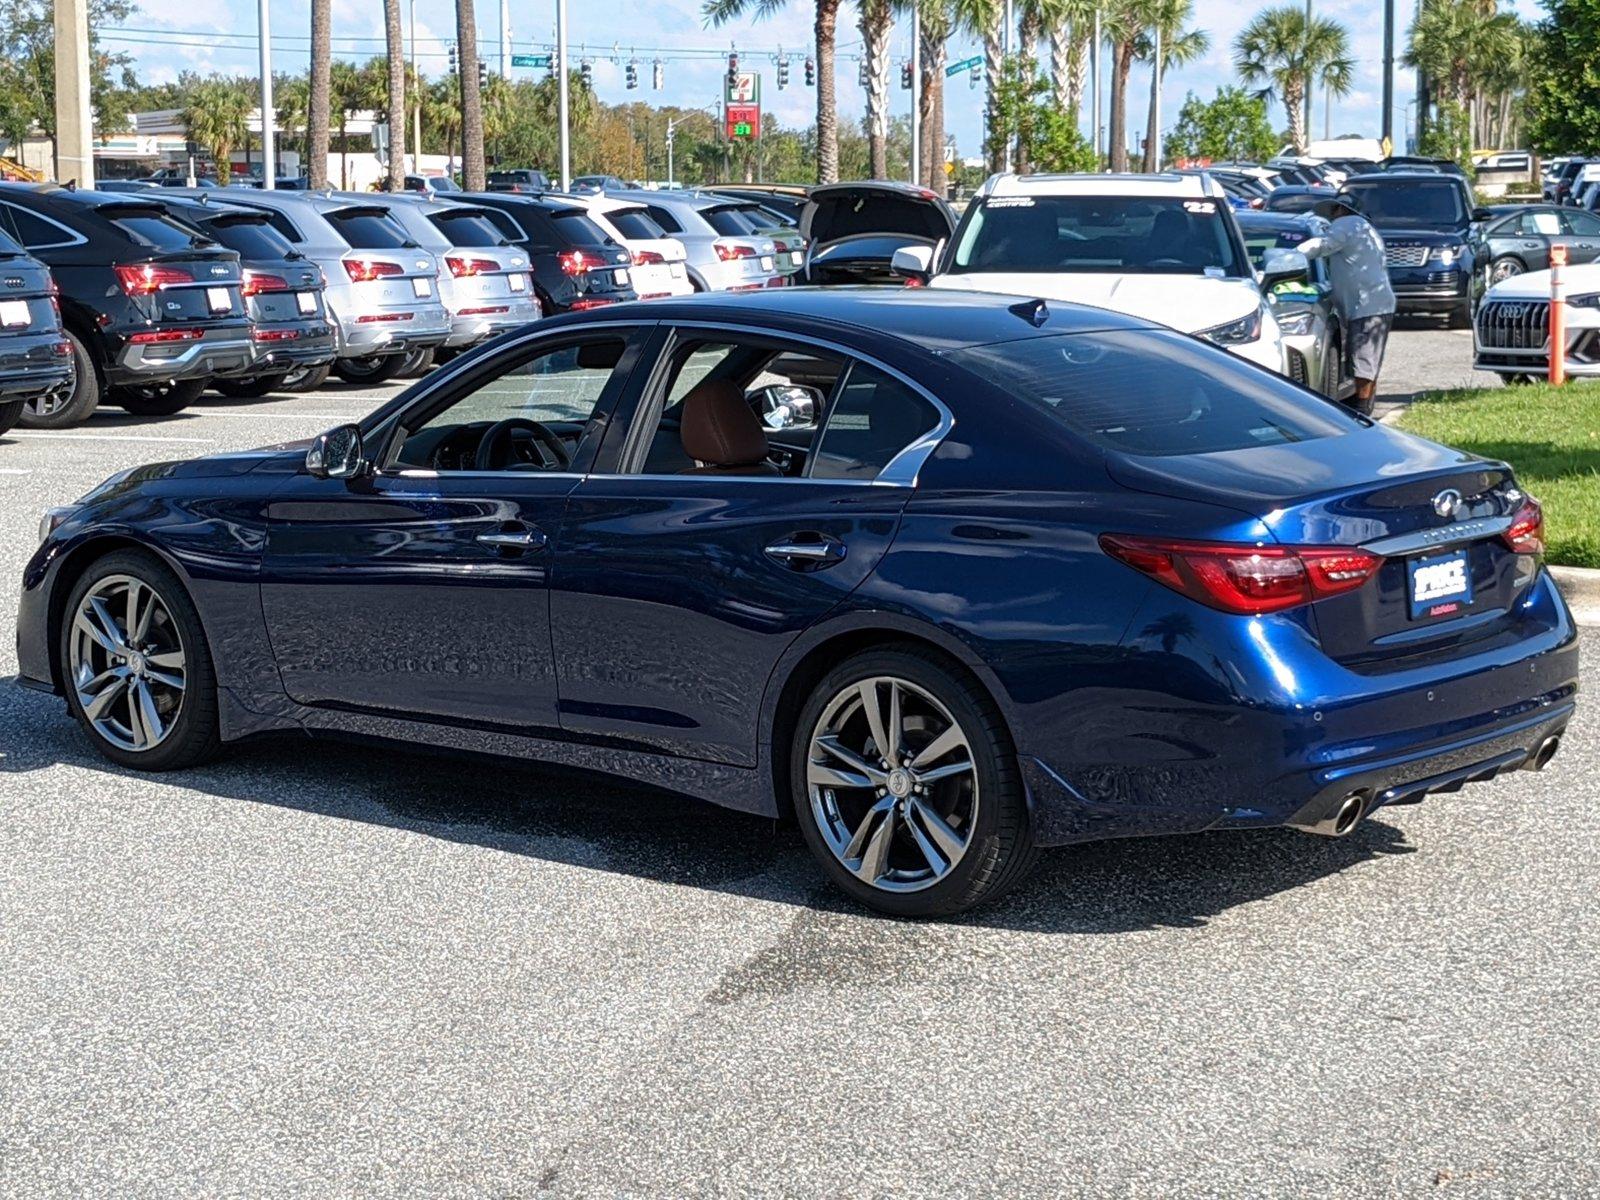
(900, 61), (912, 90)
(727, 52), (739, 90)
(858, 60), (868, 87)
(626, 59), (638, 89)
(804, 56), (815, 86)
(652, 59), (664, 90)
(969, 60), (980, 88)
(580, 59), (593, 88)
(776, 55), (789, 90)
(448, 43), (458, 75)
(477, 59), (487, 88)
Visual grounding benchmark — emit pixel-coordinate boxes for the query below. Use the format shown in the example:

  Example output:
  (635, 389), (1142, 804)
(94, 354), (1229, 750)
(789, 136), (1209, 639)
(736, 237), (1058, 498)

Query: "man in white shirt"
(1299, 197), (1398, 414)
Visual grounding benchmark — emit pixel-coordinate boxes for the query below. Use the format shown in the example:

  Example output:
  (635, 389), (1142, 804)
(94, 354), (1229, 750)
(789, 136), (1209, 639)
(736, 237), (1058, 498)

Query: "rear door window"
(952, 330), (1361, 457)
(0, 203), (82, 249)
(703, 207), (758, 237)
(607, 208), (666, 240)
(810, 364), (939, 481)
(199, 216), (295, 259)
(644, 206), (683, 234)
(324, 208), (412, 249)
(105, 210), (211, 250)
(548, 210), (613, 247)
(477, 207), (530, 245)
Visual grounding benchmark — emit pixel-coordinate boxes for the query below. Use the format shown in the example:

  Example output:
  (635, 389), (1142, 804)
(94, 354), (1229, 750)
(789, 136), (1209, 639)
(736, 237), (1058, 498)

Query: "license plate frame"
(412, 276), (432, 298)
(760, 254), (775, 272)
(508, 273), (525, 292)
(295, 290), (317, 314)
(0, 299), (29, 328)
(206, 286), (232, 313)
(1408, 548), (1473, 620)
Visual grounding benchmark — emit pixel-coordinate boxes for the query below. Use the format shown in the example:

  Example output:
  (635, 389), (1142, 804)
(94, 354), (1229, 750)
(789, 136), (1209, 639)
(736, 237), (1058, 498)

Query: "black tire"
(1447, 301), (1472, 330)
(111, 377), (207, 417)
(0, 398), (22, 436)
(789, 646), (1037, 918)
(279, 362), (332, 392)
(212, 373), (290, 398)
(1319, 336), (1342, 400)
(333, 354), (406, 385)
(58, 548), (221, 772)
(395, 347), (435, 377)
(20, 331), (99, 429)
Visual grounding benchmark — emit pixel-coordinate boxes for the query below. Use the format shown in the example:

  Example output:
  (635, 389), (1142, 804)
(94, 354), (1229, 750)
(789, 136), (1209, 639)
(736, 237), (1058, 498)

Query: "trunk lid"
(800, 182), (957, 252)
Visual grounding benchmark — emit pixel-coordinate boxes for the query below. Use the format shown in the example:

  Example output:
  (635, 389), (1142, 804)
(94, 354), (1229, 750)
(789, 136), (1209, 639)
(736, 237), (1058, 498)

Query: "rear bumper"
(105, 324), (255, 385)
(217, 319), (338, 378)
(0, 332), (73, 398)
(331, 308), (452, 359)
(442, 298), (541, 347)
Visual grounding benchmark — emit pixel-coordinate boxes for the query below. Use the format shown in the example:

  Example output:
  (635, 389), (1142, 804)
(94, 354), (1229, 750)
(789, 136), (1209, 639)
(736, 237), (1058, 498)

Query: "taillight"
(344, 258), (403, 283)
(114, 263), (194, 294)
(242, 270), (289, 296)
(1099, 534), (1383, 615)
(1502, 498), (1545, 555)
(127, 328), (204, 344)
(631, 249), (665, 266)
(714, 243), (757, 261)
(558, 249), (598, 276)
(445, 255), (499, 277)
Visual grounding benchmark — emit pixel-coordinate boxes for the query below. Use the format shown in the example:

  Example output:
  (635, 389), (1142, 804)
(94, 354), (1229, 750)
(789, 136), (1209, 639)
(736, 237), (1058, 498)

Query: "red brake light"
(558, 249), (598, 276)
(1502, 498), (1545, 555)
(344, 258), (403, 283)
(127, 328), (204, 344)
(445, 255), (499, 278)
(114, 264), (194, 294)
(241, 270), (289, 296)
(631, 249), (666, 266)
(1100, 534), (1383, 615)
(714, 243), (757, 261)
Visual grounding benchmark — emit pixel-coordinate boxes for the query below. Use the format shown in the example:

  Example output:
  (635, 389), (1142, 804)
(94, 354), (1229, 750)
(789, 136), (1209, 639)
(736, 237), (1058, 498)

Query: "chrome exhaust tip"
(1527, 735), (1562, 772)
(1295, 791), (1369, 838)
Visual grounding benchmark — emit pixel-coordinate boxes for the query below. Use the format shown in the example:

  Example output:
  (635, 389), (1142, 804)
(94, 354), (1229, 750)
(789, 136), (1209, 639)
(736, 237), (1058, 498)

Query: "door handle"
(765, 535), (847, 569)
(476, 526), (547, 553)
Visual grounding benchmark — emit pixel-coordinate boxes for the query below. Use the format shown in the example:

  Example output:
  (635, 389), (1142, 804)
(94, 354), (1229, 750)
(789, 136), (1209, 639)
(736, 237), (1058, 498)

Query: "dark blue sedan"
(16, 290), (1578, 916)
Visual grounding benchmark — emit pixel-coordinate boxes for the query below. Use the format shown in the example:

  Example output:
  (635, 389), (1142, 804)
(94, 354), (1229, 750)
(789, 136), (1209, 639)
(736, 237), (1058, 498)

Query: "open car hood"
(799, 182), (957, 251)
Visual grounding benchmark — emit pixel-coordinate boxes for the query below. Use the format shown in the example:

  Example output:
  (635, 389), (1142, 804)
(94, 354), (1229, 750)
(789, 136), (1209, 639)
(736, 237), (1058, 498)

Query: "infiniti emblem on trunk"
(1432, 488), (1463, 519)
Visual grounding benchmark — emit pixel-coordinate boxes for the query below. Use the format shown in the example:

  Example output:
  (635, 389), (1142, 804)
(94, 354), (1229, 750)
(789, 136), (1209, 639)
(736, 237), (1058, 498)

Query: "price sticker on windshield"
(1183, 200), (1217, 214)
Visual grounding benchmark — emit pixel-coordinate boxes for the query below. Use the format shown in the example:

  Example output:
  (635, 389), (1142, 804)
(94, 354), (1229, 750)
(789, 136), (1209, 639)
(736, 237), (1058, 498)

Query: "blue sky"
(113, 0), (1547, 159)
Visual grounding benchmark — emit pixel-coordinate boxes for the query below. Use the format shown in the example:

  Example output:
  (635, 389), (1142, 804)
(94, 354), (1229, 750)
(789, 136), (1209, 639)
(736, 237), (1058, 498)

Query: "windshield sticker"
(1183, 200), (1217, 215)
(986, 197), (1036, 208)
(1204, 266), (1225, 278)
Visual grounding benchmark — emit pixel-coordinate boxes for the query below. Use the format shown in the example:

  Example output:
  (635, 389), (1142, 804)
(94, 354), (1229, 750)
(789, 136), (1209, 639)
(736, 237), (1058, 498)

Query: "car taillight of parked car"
(1099, 534), (1384, 615)
(1502, 499), (1545, 555)
(114, 263), (194, 295)
(557, 249), (605, 276)
(714, 243), (758, 261)
(445, 255), (499, 278)
(631, 249), (666, 266)
(241, 270), (290, 297)
(344, 259), (404, 283)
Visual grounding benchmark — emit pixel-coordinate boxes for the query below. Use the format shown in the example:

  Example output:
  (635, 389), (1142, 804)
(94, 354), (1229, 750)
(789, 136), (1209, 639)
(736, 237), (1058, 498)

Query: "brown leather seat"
(678, 379), (781, 476)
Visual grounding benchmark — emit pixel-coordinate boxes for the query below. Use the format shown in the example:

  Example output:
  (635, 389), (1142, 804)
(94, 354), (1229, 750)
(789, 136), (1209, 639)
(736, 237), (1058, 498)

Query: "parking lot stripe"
(5, 432), (215, 444)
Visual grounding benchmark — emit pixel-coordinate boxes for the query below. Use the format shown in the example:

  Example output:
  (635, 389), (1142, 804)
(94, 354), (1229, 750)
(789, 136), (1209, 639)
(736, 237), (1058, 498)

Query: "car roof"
(543, 286), (1156, 352)
(1235, 210), (1317, 232)
(1345, 171), (1464, 184)
(607, 189), (729, 210)
(979, 171), (1225, 200)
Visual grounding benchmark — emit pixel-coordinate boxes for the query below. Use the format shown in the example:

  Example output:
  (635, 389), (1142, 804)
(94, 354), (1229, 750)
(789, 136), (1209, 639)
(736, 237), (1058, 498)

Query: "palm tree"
(859, 0), (894, 178)
(705, 0), (841, 185)
(273, 73), (308, 158)
(183, 78), (251, 182)
(456, 0), (486, 189)
(1233, 4), (1353, 155)
(383, 0), (406, 188)
(1103, 0), (1157, 171)
(1049, 0), (1094, 118)
(1137, 0), (1207, 170)
(917, 0), (953, 193)
(976, 0), (1005, 172)
(1404, 0), (1520, 147)
(328, 60), (367, 188)
(308, 0), (331, 187)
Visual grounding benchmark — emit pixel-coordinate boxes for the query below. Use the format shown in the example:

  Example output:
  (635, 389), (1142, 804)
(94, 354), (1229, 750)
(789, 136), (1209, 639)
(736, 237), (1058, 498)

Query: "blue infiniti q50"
(16, 290), (1578, 916)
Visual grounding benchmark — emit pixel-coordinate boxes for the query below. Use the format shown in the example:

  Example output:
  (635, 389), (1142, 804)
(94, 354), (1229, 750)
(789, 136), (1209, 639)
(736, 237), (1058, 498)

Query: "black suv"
(1338, 171), (1485, 326)
(157, 196), (336, 397)
(0, 226), (74, 434)
(0, 184), (251, 423)
(446, 192), (637, 313)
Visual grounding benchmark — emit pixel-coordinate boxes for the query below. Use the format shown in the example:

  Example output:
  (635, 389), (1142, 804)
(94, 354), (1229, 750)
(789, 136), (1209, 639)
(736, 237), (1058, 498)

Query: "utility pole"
(910, 5), (921, 186)
(1150, 23), (1161, 171)
(500, 0), (510, 78)
(1303, 0), (1313, 151)
(410, 0), (422, 170)
(1381, 0), (1395, 147)
(557, 0), (570, 189)
(53, 0), (94, 186)
(258, 0), (276, 186)
(1002, 0), (1013, 172)
(1091, 12), (1101, 168)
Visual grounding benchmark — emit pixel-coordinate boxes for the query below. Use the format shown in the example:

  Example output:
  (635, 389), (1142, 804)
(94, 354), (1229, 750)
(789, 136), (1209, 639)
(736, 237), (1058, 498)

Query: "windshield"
(1343, 181), (1467, 228)
(949, 195), (1249, 277)
(951, 330), (1358, 457)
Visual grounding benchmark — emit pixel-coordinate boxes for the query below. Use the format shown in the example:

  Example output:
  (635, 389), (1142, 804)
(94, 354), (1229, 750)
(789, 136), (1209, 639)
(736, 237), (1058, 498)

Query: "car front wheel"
(334, 354), (406, 385)
(111, 377), (207, 416)
(790, 647), (1036, 917)
(60, 550), (220, 771)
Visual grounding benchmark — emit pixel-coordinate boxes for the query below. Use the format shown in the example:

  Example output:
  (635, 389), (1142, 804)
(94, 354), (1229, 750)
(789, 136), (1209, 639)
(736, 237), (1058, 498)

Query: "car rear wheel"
(279, 363), (331, 392)
(1447, 301), (1472, 330)
(111, 377), (207, 416)
(790, 647), (1036, 917)
(0, 399), (22, 436)
(395, 347), (435, 377)
(334, 354), (406, 385)
(20, 331), (99, 429)
(59, 550), (220, 771)
(1490, 256), (1525, 284)
(212, 373), (290, 398)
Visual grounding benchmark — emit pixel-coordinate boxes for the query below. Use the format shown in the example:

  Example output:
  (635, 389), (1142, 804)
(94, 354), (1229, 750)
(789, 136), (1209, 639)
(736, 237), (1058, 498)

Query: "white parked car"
(578, 196), (694, 299)
(1474, 263), (1600, 382)
(893, 172), (1303, 375)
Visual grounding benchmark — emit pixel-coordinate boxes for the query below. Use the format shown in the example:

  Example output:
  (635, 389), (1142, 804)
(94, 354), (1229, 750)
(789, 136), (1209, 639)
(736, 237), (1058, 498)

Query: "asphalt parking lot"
(2, 327), (1595, 1198)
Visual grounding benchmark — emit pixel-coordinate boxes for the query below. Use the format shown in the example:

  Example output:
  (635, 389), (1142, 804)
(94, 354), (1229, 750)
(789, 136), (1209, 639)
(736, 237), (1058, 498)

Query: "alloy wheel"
(24, 385), (73, 420)
(69, 574), (187, 752)
(1491, 258), (1525, 283)
(806, 676), (979, 893)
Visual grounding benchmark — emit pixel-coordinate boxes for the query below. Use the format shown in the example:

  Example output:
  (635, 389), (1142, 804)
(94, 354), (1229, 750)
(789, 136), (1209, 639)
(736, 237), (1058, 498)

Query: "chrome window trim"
(0, 202), (88, 251)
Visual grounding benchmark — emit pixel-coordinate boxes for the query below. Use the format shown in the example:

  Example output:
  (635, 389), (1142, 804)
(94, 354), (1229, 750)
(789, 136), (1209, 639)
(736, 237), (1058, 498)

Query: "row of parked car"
(0, 180), (830, 433)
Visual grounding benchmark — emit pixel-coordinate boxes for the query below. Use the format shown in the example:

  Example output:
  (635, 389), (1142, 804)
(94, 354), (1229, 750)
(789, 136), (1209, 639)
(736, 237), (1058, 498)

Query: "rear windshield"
(489, 171), (543, 186)
(1342, 180), (1467, 228)
(703, 206), (761, 236)
(952, 330), (1359, 457)
(429, 210), (507, 247)
(106, 210), (212, 250)
(607, 207), (666, 240)
(950, 195), (1249, 278)
(324, 208), (412, 249)
(1266, 191), (1322, 213)
(548, 210), (613, 247)
(201, 216), (295, 260)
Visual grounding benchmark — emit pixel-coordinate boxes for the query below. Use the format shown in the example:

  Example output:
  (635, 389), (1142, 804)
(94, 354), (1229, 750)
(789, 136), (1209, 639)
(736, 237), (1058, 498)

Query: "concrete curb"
(1551, 565), (1600, 629)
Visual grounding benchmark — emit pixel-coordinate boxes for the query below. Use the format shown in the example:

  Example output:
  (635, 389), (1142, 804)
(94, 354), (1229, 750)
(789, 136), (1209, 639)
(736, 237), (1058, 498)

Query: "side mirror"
(891, 244), (935, 283)
(306, 424), (367, 479)
(1472, 206), (1493, 223)
(1260, 247), (1310, 292)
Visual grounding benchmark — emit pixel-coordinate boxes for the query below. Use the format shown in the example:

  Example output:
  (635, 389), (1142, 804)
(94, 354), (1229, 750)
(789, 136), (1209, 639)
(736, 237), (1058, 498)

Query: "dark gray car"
(1472, 203), (1600, 285)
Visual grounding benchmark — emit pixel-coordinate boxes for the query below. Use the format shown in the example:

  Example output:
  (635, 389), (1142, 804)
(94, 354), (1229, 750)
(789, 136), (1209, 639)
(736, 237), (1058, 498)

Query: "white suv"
(896, 173), (1304, 375)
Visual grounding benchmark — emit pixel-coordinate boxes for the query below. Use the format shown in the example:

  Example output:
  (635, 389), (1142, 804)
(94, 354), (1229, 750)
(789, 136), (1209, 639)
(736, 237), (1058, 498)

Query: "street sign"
(946, 55), (982, 78)
(512, 53), (552, 68)
(726, 102), (761, 140)
(726, 71), (759, 105)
